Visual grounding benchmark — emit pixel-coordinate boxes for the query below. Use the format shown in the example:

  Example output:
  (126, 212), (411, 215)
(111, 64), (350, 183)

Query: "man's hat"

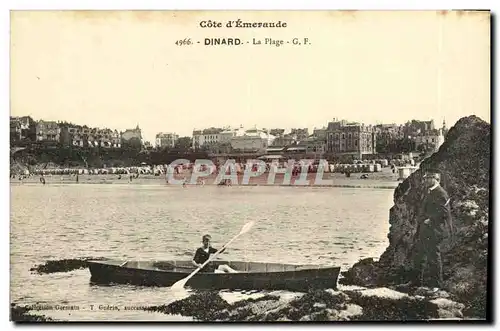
(423, 172), (440, 180)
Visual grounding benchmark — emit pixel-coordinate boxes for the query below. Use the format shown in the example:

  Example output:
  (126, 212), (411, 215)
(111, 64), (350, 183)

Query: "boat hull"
(87, 260), (340, 291)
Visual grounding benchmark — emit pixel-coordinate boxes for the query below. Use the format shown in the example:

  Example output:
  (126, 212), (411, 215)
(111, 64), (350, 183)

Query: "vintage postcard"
(10, 10), (491, 322)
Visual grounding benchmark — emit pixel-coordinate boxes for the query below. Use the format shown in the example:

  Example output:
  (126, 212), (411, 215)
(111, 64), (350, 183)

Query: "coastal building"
(269, 128), (285, 137)
(326, 119), (376, 158)
(230, 127), (276, 153)
(216, 127), (246, 154)
(10, 116), (36, 143)
(375, 123), (405, 139)
(374, 123), (405, 152)
(202, 127), (223, 145)
(403, 119), (435, 138)
(192, 129), (203, 150)
(271, 133), (296, 147)
(98, 128), (121, 148)
(414, 128), (445, 153)
(312, 127), (328, 141)
(191, 127), (224, 151)
(297, 135), (326, 156)
(219, 126), (244, 144)
(290, 128), (309, 142)
(10, 119), (22, 142)
(36, 120), (61, 142)
(441, 119), (449, 137)
(121, 125), (143, 147)
(155, 132), (179, 149)
(60, 124), (121, 148)
(121, 125), (143, 141)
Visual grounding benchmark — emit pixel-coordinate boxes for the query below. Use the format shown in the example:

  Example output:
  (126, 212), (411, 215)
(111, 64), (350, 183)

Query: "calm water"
(10, 184), (393, 321)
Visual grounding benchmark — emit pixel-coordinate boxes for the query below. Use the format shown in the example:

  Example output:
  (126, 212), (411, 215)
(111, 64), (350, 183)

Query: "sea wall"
(340, 115), (490, 318)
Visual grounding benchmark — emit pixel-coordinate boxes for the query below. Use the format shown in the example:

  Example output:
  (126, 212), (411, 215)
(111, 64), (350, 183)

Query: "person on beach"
(192, 234), (238, 273)
(414, 172), (453, 290)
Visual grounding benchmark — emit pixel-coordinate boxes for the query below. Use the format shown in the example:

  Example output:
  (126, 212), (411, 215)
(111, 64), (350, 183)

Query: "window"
(354, 140), (358, 147)
(342, 134), (345, 139)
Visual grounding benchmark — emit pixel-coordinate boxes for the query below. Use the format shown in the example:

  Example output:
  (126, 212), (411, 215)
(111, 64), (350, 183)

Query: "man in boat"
(414, 172), (453, 290)
(192, 234), (238, 273)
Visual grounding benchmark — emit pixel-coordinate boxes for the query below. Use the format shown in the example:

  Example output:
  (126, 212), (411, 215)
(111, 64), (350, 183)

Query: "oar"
(170, 221), (255, 291)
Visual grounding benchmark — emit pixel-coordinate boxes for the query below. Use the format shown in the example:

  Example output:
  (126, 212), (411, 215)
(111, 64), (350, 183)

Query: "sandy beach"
(11, 168), (401, 189)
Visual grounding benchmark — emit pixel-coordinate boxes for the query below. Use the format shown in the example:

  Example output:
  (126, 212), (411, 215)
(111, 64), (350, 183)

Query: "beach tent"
(257, 155), (284, 160)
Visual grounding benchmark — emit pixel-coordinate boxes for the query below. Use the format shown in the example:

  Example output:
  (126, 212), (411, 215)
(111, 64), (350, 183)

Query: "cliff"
(340, 115), (490, 318)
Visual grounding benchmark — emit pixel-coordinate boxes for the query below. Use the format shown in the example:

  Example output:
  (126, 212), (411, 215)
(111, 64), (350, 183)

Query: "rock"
(145, 291), (231, 321)
(332, 304), (364, 320)
(412, 287), (450, 299)
(30, 257), (106, 274)
(358, 287), (409, 300)
(142, 287), (469, 321)
(341, 116), (490, 319)
(346, 288), (438, 321)
(339, 258), (384, 287)
(10, 304), (54, 322)
(336, 285), (367, 292)
(429, 298), (465, 319)
(392, 281), (414, 294)
(219, 291), (267, 305)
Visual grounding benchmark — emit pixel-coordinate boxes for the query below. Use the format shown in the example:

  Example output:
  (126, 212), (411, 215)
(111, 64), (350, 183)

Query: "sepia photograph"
(9, 9), (491, 322)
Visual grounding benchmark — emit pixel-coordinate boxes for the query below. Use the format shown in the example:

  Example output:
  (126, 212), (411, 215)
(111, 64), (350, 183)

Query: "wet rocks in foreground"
(10, 304), (54, 322)
(143, 287), (466, 321)
(146, 291), (231, 321)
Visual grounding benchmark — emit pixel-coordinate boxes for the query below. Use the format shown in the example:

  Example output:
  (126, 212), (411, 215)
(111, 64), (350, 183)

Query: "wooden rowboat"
(87, 260), (341, 291)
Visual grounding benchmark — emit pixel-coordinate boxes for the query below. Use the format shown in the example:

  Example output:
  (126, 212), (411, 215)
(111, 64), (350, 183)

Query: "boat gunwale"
(87, 260), (339, 275)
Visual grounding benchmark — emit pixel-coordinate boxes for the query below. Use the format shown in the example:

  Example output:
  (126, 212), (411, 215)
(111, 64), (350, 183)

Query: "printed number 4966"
(175, 38), (192, 46)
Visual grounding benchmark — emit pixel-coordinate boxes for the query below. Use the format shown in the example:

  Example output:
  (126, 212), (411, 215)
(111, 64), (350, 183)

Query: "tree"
(122, 137), (142, 151)
(174, 136), (192, 151)
(417, 142), (436, 153)
(376, 141), (389, 154)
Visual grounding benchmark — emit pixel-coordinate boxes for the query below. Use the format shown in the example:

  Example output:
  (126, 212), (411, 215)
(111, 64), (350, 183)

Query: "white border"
(3, 1), (497, 330)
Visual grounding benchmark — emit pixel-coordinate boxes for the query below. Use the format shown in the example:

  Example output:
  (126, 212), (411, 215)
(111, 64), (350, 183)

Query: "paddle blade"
(240, 221), (255, 235)
(170, 278), (188, 291)
(168, 284), (190, 302)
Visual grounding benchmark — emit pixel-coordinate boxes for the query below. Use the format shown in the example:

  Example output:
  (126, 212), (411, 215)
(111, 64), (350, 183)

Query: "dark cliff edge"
(340, 115), (490, 319)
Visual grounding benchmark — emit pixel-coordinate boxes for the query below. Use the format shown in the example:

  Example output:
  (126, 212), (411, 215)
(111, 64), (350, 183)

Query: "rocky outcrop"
(144, 287), (465, 321)
(29, 257), (106, 274)
(340, 116), (490, 319)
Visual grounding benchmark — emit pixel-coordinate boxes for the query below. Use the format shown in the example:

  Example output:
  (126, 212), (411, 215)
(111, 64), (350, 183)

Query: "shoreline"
(11, 170), (401, 189)
(11, 181), (399, 189)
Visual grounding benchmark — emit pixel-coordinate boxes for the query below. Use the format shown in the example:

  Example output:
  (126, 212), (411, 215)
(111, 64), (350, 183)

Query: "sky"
(10, 10), (490, 143)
